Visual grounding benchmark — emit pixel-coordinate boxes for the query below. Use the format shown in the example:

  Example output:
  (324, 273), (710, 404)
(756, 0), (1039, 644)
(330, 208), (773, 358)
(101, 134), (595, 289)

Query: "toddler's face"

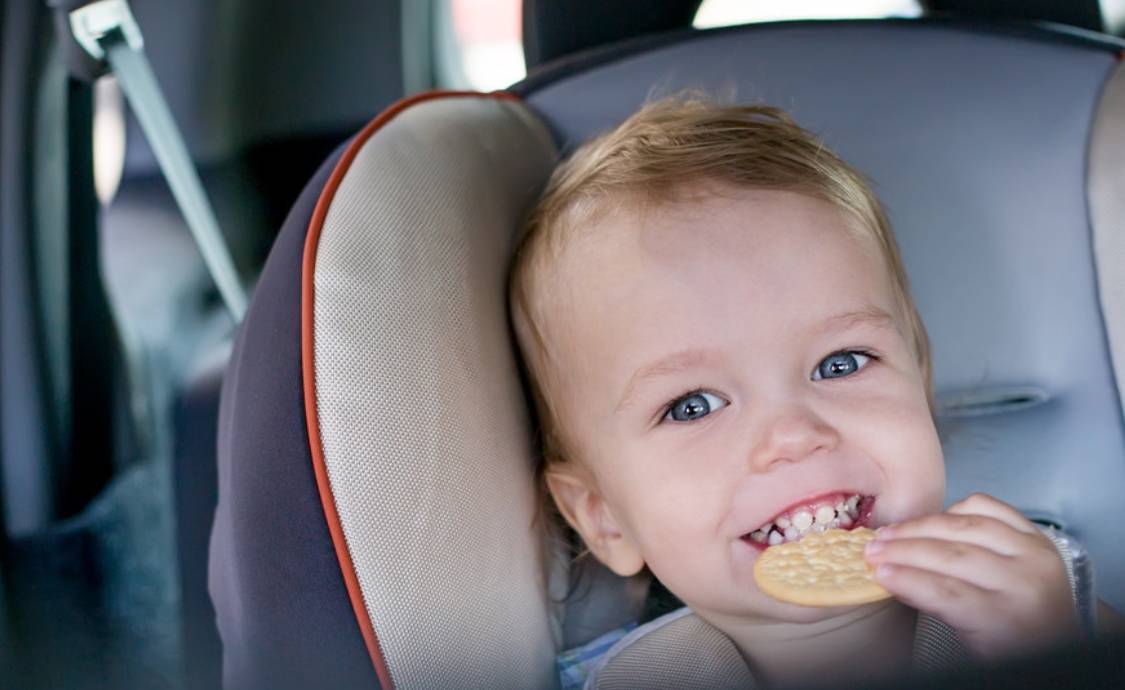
(541, 188), (944, 624)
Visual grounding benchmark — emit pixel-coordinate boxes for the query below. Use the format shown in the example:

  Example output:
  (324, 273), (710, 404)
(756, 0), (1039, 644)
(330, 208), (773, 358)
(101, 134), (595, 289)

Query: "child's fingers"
(865, 537), (1013, 591)
(946, 493), (1039, 536)
(873, 563), (994, 632)
(876, 512), (1025, 557)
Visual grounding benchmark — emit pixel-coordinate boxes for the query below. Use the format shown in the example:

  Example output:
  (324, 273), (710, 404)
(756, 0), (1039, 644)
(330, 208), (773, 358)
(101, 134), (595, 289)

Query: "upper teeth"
(748, 494), (864, 546)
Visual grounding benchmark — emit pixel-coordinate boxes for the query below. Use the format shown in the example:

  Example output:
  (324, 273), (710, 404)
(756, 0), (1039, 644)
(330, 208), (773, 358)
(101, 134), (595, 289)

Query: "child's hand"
(863, 493), (1081, 660)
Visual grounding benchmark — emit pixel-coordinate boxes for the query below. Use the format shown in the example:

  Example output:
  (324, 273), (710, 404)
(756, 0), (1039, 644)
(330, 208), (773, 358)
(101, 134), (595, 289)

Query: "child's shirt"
(557, 624), (637, 690)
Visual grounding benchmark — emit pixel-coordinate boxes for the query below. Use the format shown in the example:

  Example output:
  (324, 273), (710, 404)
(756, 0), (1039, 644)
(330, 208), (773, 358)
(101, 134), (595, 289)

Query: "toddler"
(508, 97), (1113, 688)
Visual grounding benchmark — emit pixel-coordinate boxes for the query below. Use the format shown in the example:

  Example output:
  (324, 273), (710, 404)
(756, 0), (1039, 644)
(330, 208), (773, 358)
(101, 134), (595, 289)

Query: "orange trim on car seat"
(301, 90), (519, 689)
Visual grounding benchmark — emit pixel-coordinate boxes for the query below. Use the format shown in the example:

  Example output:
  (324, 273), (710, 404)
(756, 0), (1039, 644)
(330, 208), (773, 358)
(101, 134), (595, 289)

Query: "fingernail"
(865, 541), (884, 555)
(875, 526), (895, 540)
(876, 564), (895, 579)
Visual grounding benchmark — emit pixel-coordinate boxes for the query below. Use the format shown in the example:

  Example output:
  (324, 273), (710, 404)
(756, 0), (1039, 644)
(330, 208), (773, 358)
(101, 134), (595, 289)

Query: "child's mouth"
(740, 493), (875, 551)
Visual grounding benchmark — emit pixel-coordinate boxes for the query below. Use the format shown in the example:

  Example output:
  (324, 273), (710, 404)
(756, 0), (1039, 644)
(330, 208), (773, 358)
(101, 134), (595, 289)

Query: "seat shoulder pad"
(586, 607), (757, 690)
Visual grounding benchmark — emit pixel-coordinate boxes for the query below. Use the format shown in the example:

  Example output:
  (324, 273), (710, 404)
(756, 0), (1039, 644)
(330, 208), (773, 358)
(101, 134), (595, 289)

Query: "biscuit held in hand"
(754, 527), (891, 607)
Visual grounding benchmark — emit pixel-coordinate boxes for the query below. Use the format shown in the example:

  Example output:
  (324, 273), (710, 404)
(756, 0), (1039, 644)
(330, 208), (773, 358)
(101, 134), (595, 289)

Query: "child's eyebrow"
(615, 306), (896, 413)
(811, 306), (897, 337)
(616, 347), (726, 413)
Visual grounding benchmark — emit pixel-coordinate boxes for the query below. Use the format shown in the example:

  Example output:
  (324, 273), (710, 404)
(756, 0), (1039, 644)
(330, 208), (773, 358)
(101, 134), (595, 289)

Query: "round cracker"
(753, 527), (891, 607)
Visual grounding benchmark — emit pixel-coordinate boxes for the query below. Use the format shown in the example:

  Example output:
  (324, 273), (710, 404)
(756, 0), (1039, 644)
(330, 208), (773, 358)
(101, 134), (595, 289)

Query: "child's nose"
(747, 404), (839, 472)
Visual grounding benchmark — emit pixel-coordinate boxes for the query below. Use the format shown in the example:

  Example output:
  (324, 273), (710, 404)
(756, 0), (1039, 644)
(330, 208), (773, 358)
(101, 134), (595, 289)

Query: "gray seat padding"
(172, 345), (229, 690)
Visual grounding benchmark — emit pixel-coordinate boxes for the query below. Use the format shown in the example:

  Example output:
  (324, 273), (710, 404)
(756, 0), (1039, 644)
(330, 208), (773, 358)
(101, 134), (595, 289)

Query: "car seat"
(208, 12), (1125, 690)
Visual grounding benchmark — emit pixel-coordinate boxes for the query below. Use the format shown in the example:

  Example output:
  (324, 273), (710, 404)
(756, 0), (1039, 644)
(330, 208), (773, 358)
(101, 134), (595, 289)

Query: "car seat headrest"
(301, 93), (559, 688)
(302, 93), (562, 688)
(211, 93), (563, 689)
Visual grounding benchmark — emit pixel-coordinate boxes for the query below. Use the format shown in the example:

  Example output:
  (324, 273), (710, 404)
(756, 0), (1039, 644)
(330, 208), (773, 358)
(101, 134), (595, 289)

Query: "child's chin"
(758, 595), (874, 623)
(702, 588), (871, 624)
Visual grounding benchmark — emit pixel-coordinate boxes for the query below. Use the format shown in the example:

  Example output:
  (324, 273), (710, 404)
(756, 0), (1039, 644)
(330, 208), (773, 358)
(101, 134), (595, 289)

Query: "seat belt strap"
(68, 0), (247, 321)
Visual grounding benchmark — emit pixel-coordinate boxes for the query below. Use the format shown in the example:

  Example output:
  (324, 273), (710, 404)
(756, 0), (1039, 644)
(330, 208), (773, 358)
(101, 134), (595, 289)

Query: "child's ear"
(546, 465), (645, 577)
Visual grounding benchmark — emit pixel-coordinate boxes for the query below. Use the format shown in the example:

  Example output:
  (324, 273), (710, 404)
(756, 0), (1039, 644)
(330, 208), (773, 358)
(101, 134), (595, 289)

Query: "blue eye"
(812, 351), (872, 381)
(664, 391), (727, 423)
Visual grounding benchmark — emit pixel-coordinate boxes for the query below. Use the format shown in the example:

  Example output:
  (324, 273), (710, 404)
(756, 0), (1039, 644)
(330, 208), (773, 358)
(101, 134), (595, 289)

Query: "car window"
(694, 0), (921, 28)
(438, 0), (525, 91)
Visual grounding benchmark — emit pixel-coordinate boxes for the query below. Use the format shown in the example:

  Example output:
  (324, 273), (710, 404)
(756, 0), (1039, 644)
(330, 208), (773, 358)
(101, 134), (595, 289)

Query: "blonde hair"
(510, 97), (932, 485)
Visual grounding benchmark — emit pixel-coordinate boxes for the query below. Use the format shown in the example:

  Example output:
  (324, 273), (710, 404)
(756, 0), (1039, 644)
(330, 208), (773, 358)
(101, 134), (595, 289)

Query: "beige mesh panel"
(589, 610), (757, 690)
(312, 96), (559, 689)
(1089, 60), (1125, 422)
(911, 613), (969, 674)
